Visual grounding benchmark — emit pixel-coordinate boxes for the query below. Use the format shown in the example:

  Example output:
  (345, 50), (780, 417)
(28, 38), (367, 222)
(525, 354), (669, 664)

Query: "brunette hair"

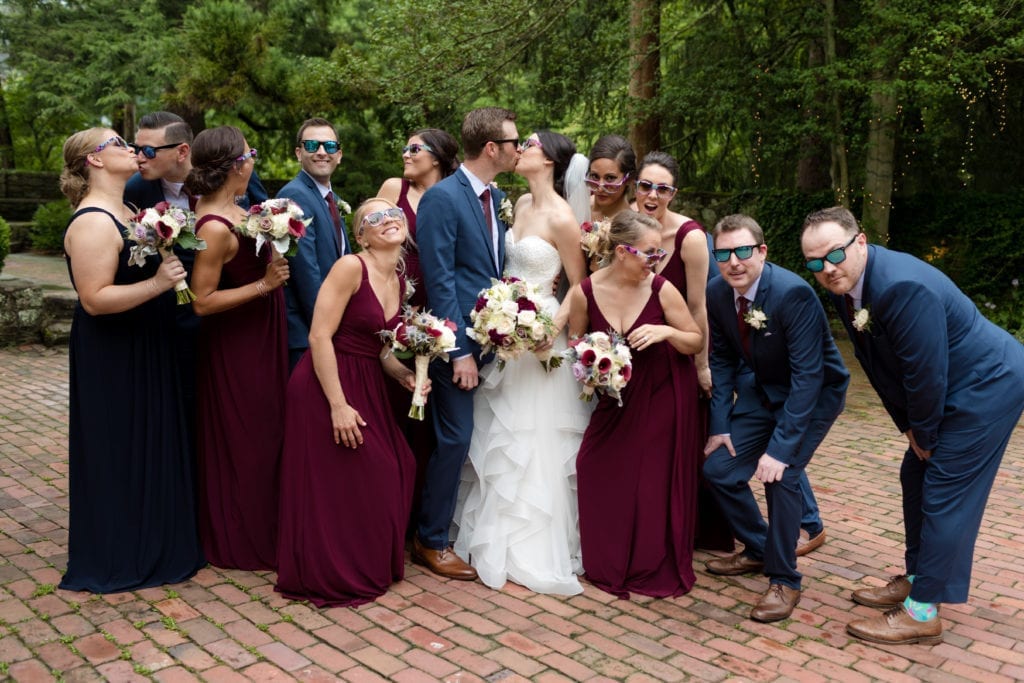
(713, 214), (765, 245)
(185, 126), (247, 196)
(295, 117), (339, 147)
(413, 128), (459, 177)
(461, 107), (516, 160)
(802, 206), (860, 238)
(638, 150), (680, 185)
(138, 111), (193, 145)
(535, 130), (577, 198)
(59, 127), (108, 208)
(589, 134), (636, 179)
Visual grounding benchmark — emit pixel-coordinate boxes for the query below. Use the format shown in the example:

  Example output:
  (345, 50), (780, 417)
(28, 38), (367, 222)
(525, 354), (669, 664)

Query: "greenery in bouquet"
(467, 276), (556, 370)
(124, 201), (205, 304)
(562, 330), (633, 406)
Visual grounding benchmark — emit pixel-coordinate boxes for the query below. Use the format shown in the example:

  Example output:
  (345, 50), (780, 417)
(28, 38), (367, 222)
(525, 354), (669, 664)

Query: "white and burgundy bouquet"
(124, 201), (205, 304)
(562, 331), (633, 406)
(380, 307), (459, 420)
(467, 277), (557, 370)
(237, 198), (310, 260)
(579, 218), (611, 264)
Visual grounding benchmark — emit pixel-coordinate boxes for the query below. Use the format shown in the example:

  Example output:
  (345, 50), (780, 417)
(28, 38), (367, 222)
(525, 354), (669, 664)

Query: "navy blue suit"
(705, 263), (849, 588)
(416, 168), (507, 549)
(833, 245), (1024, 603)
(275, 170), (348, 365)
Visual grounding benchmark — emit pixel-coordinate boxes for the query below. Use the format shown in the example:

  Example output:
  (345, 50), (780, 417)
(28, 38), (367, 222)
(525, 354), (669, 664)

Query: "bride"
(454, 130), (592, 595)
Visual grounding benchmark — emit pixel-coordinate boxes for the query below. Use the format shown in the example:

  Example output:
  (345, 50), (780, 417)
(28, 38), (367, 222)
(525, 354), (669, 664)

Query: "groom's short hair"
(461, 107), (516, 160)
(138, 111), (193, 145)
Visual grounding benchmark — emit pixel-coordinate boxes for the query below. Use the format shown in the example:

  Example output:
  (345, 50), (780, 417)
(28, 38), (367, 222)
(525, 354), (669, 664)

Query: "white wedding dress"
(453, 234), (593, 595)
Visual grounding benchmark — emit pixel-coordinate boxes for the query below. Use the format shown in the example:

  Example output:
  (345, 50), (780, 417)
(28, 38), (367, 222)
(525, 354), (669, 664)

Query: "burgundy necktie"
(737, 296), (752, 357)
(325, 190), (344, 255)
(480, 188), (496, 267)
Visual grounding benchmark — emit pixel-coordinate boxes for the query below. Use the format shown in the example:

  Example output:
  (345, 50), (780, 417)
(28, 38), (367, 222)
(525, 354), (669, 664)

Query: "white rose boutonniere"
(852, 307), (871, 332)
(498, 197), (514, 225)
(744, 307), (769, 330)
(336, 198), (352, 216)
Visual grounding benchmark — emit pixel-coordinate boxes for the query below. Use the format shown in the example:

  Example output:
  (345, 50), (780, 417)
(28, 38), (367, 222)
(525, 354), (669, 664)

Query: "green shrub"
(0, 216), (10, 272)
(30, 200), (72, 253)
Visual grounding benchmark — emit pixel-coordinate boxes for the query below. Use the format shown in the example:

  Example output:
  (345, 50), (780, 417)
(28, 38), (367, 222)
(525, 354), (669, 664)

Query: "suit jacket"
(832, 245), (1024, 450)
(708, 262), (849, 463)
(417, 168), (507, 357)
(276, 170), (348, 351)
(124, 171), (268, 212)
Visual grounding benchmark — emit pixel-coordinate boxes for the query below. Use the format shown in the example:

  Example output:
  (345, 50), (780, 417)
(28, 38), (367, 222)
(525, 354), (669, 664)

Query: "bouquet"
(580, 218), (611, 264)
(237, 198), (310, 260)
(124, 201), (206, 304)
(562, 331), (633, 406)
(380, 307), (459, 420)
(466, 277), (557, 370)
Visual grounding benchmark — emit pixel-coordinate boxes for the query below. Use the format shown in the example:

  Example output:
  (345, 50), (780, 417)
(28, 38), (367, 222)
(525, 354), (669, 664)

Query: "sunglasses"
(402, 143), (434, 156)
(235, 148), (258, 163)
(301, 139), (341, 154)
(712, 244), (761, 262)
(361, 207), (405, 228)
(584, 173), (630, 192)
(635, 179), (677, 197)
(130, 142), (180, 159)
(518, 138), (543, 152)
(622, 244), (668, 265)
(805, 234), (858, 272)
(94, 135), (130, 152)
(489, 138), (520, 148)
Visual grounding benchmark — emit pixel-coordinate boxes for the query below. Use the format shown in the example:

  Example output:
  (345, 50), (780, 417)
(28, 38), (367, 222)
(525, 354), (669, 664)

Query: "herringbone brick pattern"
(1, 341), (1022, 682)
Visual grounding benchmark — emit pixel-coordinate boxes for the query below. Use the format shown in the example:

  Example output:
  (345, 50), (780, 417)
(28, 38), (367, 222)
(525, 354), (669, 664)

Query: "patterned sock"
(903, 596), (937, 621)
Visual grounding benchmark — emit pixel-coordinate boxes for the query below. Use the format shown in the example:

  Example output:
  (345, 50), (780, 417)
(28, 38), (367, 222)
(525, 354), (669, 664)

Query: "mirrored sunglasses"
(635, 179), (677, 197)
(402, 143), (434, 156)
(361, 207), (405, 227)
(302, 139), (341, 154)
(804, 234), (857, 272)
(712, 244), (760, 262)
(130, 142), (180, 159)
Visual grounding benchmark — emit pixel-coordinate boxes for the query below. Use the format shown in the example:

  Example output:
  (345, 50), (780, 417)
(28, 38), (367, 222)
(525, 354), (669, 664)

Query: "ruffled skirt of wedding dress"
(454, 341), (593, 595)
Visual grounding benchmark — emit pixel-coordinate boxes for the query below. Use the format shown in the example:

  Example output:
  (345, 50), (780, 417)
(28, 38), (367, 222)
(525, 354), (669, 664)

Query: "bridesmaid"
(566, 210), (704, 599)
(58, 127), (203, 592)
(635, 151), (736, 553)
(587, 135), (636, 222)
(188, 126), (290, 571)
(376, 128), (459, 534)
(276, 198), (420, 607)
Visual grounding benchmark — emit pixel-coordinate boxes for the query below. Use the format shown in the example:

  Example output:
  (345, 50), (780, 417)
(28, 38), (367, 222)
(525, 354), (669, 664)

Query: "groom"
(414, 107), (519, 579)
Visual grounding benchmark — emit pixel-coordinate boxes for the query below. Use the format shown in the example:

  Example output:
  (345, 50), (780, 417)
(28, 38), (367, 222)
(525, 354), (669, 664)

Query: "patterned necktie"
(737, 296), (752, 357)
(325, 190), (344, 255)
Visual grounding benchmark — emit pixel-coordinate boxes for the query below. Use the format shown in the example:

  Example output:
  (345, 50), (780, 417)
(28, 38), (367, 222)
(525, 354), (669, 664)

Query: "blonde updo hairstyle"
(60, 127), (109, 208)
(185, 125), (247, 197)
(594, 209), (661, 267)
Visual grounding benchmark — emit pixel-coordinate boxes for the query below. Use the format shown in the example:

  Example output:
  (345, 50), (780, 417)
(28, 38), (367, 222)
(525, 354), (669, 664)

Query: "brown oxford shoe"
(411, 536), (478, 581)
(705, 552), (764, 576)
(795, 528), (826, 557)
(851, 574), (912, 608)
(846, 606), (942, 645)
(750, 583), (801, 623)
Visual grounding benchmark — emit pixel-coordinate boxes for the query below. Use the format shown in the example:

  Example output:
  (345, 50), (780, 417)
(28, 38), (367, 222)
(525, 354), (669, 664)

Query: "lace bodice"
(504, 234), (562, 309)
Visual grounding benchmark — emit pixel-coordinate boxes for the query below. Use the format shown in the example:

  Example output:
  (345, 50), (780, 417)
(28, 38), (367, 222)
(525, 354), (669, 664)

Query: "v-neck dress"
(276, 257), (415, 607)
(576, 275), (699, 598)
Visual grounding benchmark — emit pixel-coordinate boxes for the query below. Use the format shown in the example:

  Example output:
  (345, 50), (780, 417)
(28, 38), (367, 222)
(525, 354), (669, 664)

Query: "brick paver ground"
(1, 290), (1023, 681)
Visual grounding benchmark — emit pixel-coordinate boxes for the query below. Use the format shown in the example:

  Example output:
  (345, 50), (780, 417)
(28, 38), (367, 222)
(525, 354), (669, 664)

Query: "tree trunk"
(628, 0), (660, 160)
(0, 80), (15, 170)
(824, 0), (849, 205)
(863, 82), (898, 243)
(797, 37), (832, 192)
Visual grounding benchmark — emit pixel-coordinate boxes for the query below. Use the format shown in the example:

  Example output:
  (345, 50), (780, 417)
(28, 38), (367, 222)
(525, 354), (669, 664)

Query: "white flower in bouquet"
(238, 198), (311, 259)
(380, 307), (459, 420)
(467, 277), (557, 370)
(580, 219), (612, 265)
(562, 331), (633, 406)
(124, 201), (205, 304)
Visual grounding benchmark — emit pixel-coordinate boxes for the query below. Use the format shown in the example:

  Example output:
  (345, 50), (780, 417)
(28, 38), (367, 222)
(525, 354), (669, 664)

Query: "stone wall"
(0, 278), (73, 346)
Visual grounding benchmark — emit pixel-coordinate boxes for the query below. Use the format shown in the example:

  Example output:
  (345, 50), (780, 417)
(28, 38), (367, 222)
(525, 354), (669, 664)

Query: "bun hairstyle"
(59, 127), (108, 208)
(184, 125), (246, 196)
(588, 134), (636, 179)
(535, 130), (577, 198)
(638, 150), (680, 185)
(594, 209), (660, 264)
(414, 128), (460, 178)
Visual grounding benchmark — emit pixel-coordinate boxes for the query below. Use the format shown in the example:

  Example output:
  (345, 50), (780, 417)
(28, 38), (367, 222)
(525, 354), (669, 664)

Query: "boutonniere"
(744, 306), (769, 330)
(336, 197), (352, 216)
(852, 306), (871, 332)
(498, 197), (514, 225)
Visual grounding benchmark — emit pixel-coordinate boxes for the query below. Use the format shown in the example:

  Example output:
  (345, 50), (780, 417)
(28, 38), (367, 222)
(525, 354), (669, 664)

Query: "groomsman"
(801, 206), (1024, 644)
(276, 118), (349, 368)
(415, 107), (519, 580)
(704, 214), (849, 622)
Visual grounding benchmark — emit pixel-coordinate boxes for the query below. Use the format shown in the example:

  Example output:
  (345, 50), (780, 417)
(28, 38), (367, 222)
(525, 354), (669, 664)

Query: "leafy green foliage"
(30, 201), (72, 254)
(0, 217), (11, 272)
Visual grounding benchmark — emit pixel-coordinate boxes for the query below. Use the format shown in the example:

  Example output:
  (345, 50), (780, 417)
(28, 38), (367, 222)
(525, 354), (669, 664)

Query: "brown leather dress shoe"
(851, 574), (912, 608)
(411, 536), (478, 581)
(750, 583), (801, 623)
(705, 552), (764, 576)
(847, 606), (942, 645)
(795, 528), (826, 557)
